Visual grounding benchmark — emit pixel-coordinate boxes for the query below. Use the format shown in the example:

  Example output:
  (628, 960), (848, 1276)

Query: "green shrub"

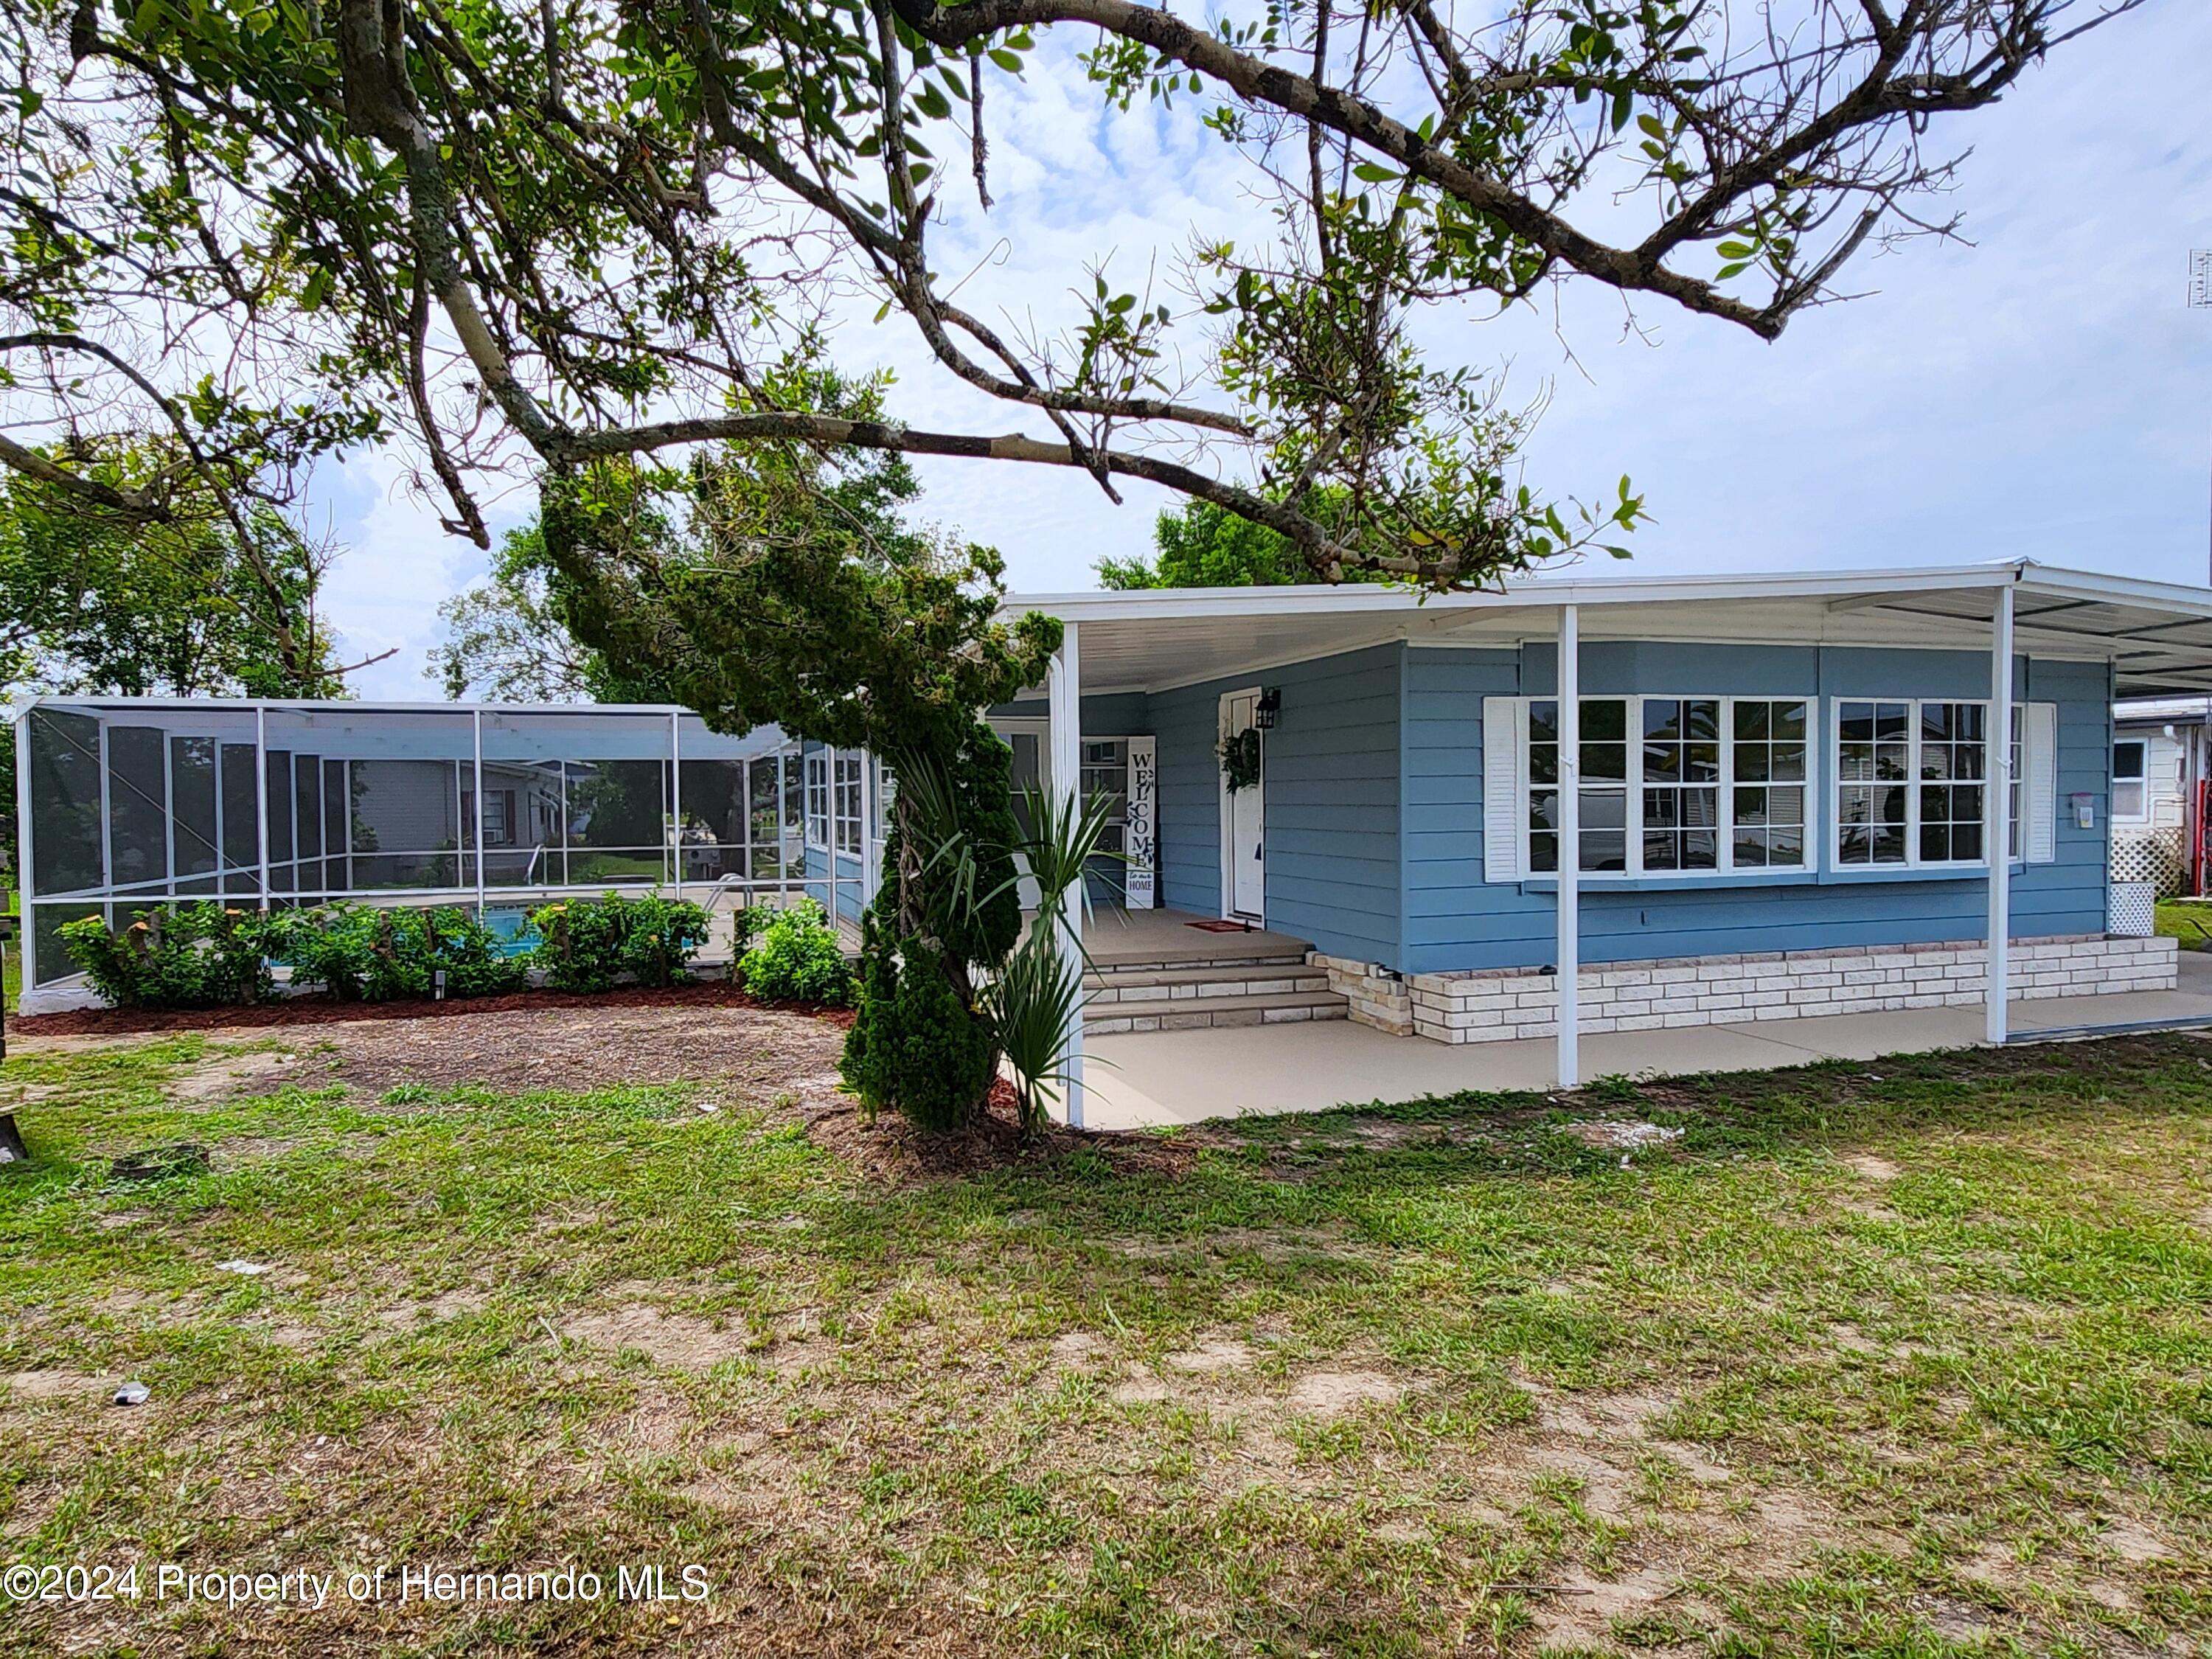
(263, 902), (383, 1001)
(527, 891), (718, 993)
(841, 912), (994, 1127)
(58, 902), (274, 1009)
(739, 900), (852, 1006)
(274, 902), (526, 1001)
(837, 913), (900, 1120)
(388, 906), (529, 999)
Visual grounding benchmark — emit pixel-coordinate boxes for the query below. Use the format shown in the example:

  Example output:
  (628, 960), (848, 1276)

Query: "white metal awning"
(1001, 560), (2212, 698)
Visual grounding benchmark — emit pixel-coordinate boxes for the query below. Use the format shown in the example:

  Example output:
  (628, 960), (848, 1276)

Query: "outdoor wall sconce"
(1255, 687), (1282, 729)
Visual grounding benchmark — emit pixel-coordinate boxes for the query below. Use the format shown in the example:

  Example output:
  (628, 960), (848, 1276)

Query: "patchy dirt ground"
(293, 1000), (853, 1101)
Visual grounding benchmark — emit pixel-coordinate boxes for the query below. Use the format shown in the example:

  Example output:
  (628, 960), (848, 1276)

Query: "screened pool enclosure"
(9, 698), (873, 1005)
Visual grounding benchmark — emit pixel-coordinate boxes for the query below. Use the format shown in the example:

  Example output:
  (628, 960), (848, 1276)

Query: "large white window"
(1834, 698), (2028, 868)
(2111, 739), (2149, 823)
(1484, 692), (2058, 883)
(803, 751), (830, 850)
(1525, 695), (1811, 877)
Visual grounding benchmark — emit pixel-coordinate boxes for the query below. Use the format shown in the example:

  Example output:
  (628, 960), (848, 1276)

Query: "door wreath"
(1217, 726), (1262, 793)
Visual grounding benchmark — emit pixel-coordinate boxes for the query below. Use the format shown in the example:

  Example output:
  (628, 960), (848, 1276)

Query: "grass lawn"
(2156, 900), (2212, 952)
(1, 1007), (2208, 1657)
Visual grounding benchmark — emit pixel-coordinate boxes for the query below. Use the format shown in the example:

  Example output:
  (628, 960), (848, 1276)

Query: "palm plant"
(989, 784), (1121, 1136)
(849, 746), (1119, 1135)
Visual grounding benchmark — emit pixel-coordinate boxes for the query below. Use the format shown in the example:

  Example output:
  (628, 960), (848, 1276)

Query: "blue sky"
(321, 4), (2212, 698)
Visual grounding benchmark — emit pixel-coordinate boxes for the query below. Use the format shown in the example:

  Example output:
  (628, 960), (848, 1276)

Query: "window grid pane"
(1579, 699), (1631, 872)
(1731, 700), (1807, 868)
(833, 753), (863, 856)
(804, 753), (830, 849)
(1918, 701), (1986, 863)
(2008, 706), (2023, 860)
(1527, 695), (1820, 876)
(1528, 700), (1559, 872)
(1639, 698), (1720, 871)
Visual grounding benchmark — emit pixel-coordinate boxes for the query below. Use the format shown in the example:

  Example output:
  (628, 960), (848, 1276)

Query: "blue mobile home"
(994, 562), (2208, 1105)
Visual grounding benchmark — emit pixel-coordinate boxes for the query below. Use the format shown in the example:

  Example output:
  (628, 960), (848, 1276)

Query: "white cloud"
(317, 451), (528, 700)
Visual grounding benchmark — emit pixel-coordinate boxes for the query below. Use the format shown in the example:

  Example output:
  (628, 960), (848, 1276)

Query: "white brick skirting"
(1317, 934), (2177, 1046)
(1310, 953), (1413, 1035)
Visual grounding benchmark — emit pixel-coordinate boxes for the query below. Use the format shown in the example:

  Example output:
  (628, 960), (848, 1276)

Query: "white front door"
(1220, 689), (1265, 921)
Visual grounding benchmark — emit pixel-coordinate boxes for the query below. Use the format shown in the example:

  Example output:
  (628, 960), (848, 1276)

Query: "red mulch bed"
(9, 981), (856, 1040)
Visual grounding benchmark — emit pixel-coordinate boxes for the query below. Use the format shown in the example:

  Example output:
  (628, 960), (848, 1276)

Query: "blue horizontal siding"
(1151, 644), (1402, 963)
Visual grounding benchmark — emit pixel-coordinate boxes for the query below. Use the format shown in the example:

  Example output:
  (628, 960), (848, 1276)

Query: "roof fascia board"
(1004, 563), (2027, 624)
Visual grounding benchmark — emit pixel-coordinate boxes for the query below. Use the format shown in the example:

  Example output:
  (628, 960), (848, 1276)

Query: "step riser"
(1088, 975), (1330, 1005)
(1089, 955), (1310, 976)
(1089, 1004), (1349, 1034)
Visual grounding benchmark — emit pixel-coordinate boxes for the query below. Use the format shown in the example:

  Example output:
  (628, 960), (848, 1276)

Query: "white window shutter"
(2025, 701), (2057, 863)
(1482, 698), (1525, 882)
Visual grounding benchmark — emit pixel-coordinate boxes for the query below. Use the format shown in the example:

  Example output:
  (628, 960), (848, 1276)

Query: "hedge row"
(56, 894), (852, 1012)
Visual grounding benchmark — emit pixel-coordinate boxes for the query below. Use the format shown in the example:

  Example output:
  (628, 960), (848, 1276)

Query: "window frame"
(2110, 737), (2149, 824)
(803, 750), (830, 852)
(832, 751), (863, 857)
(1519, 693), (1818, 880)
(1828, 697), (2021, 872)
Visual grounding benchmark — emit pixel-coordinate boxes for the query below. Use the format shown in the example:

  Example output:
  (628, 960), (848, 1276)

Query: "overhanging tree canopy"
(1, 0), (2140, 588)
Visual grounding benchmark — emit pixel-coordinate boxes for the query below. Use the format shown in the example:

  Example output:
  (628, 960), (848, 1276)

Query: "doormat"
(1187, 919), (1255, 933)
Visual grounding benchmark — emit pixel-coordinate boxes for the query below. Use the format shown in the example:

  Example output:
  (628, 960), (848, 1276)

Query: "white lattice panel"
(2108, 882), (2156, 938)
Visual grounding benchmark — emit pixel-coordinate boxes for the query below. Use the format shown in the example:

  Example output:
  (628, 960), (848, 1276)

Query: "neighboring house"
(2109, 696), (2212, 897)
(993, 560), (2212, 1110)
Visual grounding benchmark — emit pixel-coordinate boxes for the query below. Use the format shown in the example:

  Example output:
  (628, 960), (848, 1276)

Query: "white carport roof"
(1002, 560), (2212, 698)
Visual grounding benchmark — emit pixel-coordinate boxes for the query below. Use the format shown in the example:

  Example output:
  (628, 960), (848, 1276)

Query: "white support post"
(14, 708), (36, 994)
(860, 751), (877, 908)
(253, 703), (271, 911)
(472, 709), (488, 918)
(1557, 605), (1581, 1091)
(1048, 622), (1085, 1128)
(97, 717), (113, 919)
(826, 748), (841, 930)
(163, 730), (176, 902)
(1986, 582), (2015, 1045)
(668, 710), (683, 901)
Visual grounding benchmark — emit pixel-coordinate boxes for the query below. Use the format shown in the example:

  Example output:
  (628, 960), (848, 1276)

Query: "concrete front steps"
(1084, 949), (1350, 1034)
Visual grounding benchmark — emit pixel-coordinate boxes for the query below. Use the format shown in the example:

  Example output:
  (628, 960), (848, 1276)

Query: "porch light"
(1255, 688), (1282, 729)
